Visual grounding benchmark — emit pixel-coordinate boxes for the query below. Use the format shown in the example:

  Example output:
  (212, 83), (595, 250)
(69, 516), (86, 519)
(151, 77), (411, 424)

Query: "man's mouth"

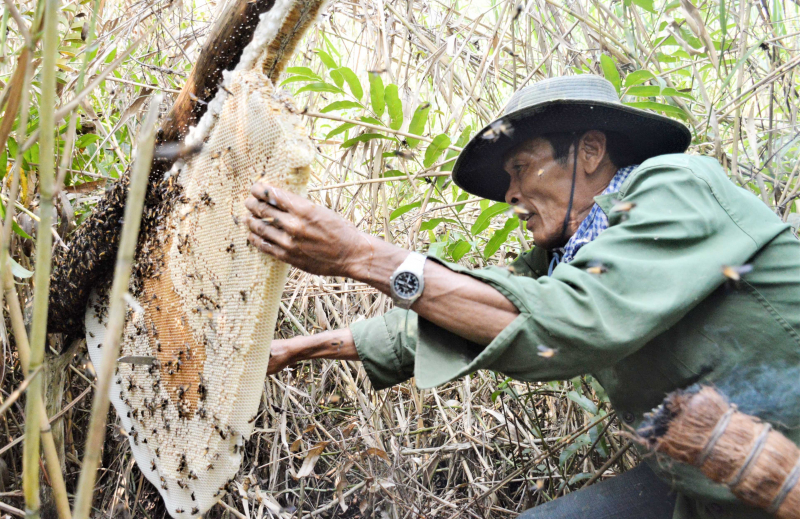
(513, 206), (535, 222)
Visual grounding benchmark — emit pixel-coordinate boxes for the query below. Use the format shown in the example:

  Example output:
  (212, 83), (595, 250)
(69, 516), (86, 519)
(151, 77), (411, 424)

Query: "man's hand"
(268, 330), (360, 375)
(245, 183), (368, 277)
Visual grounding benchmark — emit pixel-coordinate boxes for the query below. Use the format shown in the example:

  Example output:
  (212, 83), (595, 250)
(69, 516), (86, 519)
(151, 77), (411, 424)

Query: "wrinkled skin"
(504, 130), (618, 250)
(246, 131), (618, 374)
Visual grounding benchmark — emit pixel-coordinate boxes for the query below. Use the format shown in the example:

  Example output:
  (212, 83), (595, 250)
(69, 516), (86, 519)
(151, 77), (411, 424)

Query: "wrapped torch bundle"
(637, 385), (800, 519)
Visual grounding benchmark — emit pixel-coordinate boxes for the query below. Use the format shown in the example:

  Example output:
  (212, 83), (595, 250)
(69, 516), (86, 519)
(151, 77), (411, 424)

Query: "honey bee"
(722, 264), (753, 281)
(586, 261), (608, 275)
(481, 119), (514, 142)
(537, 345), (557, 358)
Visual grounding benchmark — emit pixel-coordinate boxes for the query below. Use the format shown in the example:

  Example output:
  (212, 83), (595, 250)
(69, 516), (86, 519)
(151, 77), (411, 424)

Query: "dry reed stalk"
(22, 1), (59, 516)
(71, 95), (162, 519)
(638, 386), (800, 519)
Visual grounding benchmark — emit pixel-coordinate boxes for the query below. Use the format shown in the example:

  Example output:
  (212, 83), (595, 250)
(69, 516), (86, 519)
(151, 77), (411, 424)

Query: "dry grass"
(2, 0), (800, 517)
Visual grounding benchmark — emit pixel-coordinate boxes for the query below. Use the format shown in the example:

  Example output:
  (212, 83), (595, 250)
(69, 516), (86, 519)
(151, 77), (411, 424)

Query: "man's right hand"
(267, 329), (360, 376)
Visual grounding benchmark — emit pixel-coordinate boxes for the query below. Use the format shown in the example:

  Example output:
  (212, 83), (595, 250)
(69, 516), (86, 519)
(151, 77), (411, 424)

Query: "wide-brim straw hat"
(451, 75), (692, 202)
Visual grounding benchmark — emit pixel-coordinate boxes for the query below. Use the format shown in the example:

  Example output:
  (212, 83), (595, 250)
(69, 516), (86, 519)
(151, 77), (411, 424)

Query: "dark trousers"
(519, 463), (676, 519)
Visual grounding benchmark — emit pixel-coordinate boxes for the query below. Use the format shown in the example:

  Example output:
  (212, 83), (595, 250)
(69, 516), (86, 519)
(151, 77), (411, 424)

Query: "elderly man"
(245, 75), (800, 518)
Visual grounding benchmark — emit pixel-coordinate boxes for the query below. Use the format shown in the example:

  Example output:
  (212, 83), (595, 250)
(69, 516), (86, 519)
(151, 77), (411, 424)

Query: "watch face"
(393, 272), (420, 299)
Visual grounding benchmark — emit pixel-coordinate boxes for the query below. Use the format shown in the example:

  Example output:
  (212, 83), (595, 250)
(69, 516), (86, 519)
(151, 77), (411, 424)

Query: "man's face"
(503, 137), (584, 250)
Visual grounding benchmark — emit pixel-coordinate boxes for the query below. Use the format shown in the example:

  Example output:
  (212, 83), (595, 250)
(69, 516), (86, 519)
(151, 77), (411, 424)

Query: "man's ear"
(579, 130), (607, 175)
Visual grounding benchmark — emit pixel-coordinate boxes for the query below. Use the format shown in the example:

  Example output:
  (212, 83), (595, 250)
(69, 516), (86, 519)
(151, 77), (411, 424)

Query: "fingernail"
(261, 217), (275, 224)
(267, 188), (278, 207)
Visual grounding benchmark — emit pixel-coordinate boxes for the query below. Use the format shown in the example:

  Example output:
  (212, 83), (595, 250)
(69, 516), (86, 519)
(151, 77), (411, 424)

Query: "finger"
(250, 184), (310, 216)
(245, 196), (281, 219)
(245, 200), (304, 235)
(248, 233), (287, 260)
(247, 217), (294, 249)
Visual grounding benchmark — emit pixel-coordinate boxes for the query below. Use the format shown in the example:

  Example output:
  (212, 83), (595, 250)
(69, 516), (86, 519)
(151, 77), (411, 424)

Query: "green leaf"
(359, 116), (385, 129)
(390, 201), (421, 221)
(280, 75), (318, 86)
(75, 133), (101, 148)
(0, 149), (6, 183)
(624, 101), (687, 118)
(454, 191), (470, 213)
(660, 87), (695, 100)
(471, 202), (510, 235)
(0, 201), (32, 240)
(295, 82), (345, 95)
(316, 49), (338, 69)
(484, 218), (518, 258)
(631, 0), (656, 13)
(559, 433), (592, 467)
(341, 133), (395, 148)
(329, 69), (345, 88)
(449, 240), (472, 261)
(407, 103), (431, 148)
(567, 391), (599, 415)
(320, 101), (364, 113)
(326, 122), (355, 140)
(420, 217), (458, 231)
(599, 55), (620, 94)
(720, 0), (727, 38)
(625, 85), (661, 97)
(337, 67), (363, 100)
(385, 84), (403, 130)
(442, 126), (472, 172)
(719, 39), (764, 93)
(284, 66), (323, 81)
(624, 69), (655, 87)
(10, 257), (33, 278)
(368, 72), (385, 117)
(423, 134), (451, 168)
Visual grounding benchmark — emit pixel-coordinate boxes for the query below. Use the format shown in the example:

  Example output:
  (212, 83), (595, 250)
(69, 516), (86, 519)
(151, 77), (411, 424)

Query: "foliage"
(2, 0), (800, 517)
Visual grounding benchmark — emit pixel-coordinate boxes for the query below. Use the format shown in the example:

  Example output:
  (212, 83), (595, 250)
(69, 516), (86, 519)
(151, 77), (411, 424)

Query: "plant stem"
(22, 0), (59, 516)
(71, 94), (163, 519)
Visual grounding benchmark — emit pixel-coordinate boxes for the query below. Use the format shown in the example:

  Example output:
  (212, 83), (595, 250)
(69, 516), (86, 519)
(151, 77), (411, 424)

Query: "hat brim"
(451, 100), (692, 202)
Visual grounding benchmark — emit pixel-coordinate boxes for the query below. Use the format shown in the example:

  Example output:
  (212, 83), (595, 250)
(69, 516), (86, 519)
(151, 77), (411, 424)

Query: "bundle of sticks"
(637, 385), (800, 518)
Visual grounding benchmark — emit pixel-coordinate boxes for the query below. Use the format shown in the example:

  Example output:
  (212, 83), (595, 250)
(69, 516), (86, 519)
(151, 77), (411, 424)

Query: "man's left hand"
(245, 182), (368, 277)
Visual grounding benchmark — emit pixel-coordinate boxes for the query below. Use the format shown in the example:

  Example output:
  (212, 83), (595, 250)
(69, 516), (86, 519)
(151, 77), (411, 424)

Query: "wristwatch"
(389, 252), (427, 309)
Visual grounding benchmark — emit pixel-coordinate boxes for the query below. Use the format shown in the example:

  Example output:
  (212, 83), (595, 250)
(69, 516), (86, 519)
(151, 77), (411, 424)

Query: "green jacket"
(350, 154), (800, 519)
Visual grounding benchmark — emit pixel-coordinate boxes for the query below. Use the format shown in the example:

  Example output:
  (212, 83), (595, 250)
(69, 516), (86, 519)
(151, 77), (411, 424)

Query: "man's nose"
(505, 180), (520, 205)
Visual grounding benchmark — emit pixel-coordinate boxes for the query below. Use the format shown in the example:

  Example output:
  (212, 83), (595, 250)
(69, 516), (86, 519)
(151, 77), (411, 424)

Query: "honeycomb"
(85, 64), (313, 518)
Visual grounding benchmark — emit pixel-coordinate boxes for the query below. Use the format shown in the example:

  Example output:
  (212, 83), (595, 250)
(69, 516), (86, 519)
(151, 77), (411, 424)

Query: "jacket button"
(622, 411), (635, 424)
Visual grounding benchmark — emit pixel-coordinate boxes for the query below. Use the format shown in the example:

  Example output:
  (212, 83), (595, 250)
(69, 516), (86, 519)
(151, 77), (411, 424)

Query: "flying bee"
(177, 480), (187, 489)
(722, 264), (753, 282)
(391, 149), (415, 160)
(191, 492), (196, 501)
(192, 507), (199, 515)
(611, 199), (637, 213)
(161, 477), (168, 490)
(150, 460), (157, 471)
(537, 344), (557, 358)
(481, 119), (514, 142)
(189, 470), (198, 480)
(586, 261), (608, 275)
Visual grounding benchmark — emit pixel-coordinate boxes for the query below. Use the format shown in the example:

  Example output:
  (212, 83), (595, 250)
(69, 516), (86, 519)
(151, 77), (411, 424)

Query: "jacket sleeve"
(350, 309), (418, 390)
(354, 161), (766, 390)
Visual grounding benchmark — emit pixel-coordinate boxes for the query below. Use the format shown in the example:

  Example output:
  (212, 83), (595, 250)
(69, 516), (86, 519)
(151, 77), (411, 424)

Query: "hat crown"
(503, 75), (620, 115)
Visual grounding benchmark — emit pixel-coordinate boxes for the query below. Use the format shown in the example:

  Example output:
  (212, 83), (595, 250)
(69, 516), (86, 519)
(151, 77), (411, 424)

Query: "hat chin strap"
(559, 139), (580, 245)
